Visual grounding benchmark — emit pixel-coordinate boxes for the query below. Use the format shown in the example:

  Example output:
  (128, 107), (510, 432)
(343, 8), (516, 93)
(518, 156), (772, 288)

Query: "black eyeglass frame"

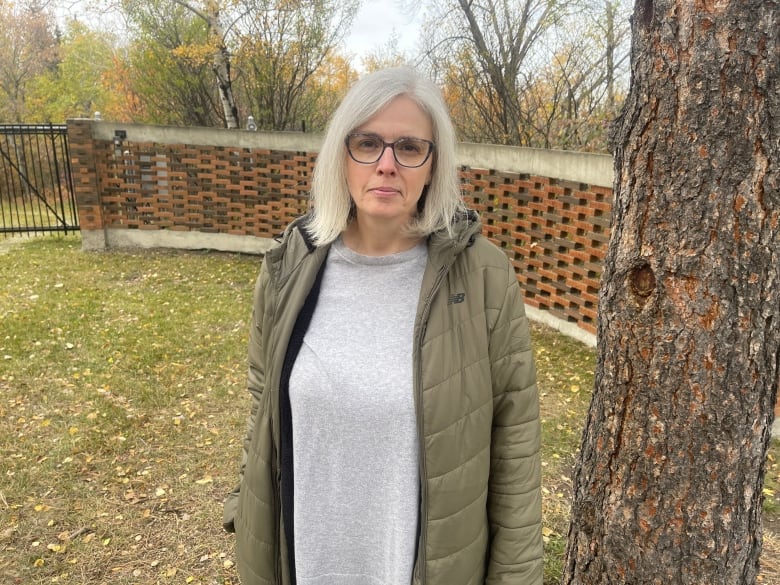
(345, 132), (436, 168)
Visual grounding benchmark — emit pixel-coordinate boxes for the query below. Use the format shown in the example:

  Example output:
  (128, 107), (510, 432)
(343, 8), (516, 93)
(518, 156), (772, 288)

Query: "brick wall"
(68, 119), (103, 231)
(462, 170), (611, 334)
(68, 119), (613, 338)
(68, 120), (317, 240)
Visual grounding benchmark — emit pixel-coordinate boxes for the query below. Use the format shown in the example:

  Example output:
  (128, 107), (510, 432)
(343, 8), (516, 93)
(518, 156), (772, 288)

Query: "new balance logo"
(448, 293), (466, 305)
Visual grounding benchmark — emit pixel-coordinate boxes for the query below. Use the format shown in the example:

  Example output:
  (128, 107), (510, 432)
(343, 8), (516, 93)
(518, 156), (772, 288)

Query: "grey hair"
(306, 67), (465, 246)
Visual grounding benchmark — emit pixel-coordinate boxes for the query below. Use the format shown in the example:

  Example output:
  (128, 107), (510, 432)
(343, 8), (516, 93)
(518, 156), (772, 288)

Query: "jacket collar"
(266, 208), (482, 280)
(264, 212), (326, 288)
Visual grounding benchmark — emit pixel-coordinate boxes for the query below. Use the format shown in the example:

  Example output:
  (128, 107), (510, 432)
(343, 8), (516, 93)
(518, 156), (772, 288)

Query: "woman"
(223, 67), (542, 585)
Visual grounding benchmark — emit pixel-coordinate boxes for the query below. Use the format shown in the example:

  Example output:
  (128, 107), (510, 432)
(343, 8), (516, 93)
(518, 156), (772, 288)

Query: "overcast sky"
(343, 0), (423, 62)
(56, 0), (424, 67)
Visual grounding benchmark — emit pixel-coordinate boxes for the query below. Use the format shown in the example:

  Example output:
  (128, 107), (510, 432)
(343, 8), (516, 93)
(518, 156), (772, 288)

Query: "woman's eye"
(398, 140), (423, 154)
(356, 137), (380, 150)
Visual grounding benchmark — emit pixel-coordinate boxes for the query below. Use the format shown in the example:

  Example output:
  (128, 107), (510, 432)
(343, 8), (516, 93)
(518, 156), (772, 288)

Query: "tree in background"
(98, 52), (145, 123)
(25, 20), (117, 122)
(0, 0), (59, 123)
(232, 0), (358, 131)
(563, 0), (778, 582)
(122, 0), (225, 127)
(422, 0), (567, 145)
(421, 0), (630, 150)
(293, 52), (357, 132)
(174, 0), (241, 128)
(4, 0), (631, 151)
(115, 0), (357, 130)
(437, 45), (514, 143)
(118, 0), (242, 127)
(523, 2), (630, 151)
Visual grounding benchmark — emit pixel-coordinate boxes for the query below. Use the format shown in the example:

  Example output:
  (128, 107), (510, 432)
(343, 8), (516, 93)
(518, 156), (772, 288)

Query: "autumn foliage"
(1, 0), (628, 150)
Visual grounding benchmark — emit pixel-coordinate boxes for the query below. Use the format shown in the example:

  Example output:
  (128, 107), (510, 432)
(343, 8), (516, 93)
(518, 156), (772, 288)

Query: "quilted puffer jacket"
(223, 211), (543, 585)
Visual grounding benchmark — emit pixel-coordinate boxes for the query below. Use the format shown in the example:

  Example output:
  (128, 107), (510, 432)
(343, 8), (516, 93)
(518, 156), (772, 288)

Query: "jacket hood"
(428, 208), (481, 260)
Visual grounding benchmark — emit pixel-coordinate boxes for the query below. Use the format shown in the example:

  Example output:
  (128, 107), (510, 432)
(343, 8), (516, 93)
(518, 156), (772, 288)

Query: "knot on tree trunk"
(629, 260), (656, 300)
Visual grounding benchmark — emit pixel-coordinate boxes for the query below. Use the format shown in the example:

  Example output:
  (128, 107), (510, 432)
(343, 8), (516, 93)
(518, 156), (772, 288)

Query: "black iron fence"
(0, 124), (79, 236)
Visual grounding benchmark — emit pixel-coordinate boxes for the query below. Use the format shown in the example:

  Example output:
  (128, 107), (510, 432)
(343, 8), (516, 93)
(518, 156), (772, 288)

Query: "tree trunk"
(212, 42), (239, 129)
(562, 0), (779, 583)
(170, 0), (240, 129)
(205, 5), (239, 130)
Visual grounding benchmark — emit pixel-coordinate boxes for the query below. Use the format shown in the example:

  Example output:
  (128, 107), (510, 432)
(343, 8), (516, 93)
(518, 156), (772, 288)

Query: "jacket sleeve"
(223, 260), (271, 533)
(486, 260), (543, 584)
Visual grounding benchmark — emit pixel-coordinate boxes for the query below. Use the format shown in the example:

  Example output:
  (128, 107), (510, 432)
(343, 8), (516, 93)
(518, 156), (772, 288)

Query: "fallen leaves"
(1, 240), (253, 584)
(7, 240), (775, 584)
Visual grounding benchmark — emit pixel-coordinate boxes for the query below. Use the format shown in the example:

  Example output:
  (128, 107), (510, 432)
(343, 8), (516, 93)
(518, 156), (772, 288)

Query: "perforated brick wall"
(461, 169), (610, 334)
(95, 142), (313, 237)
(68, 119), (610, 336)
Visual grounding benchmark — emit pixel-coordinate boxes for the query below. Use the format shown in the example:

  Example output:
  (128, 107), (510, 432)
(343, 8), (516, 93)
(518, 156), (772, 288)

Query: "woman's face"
(345, 95), (434, 229)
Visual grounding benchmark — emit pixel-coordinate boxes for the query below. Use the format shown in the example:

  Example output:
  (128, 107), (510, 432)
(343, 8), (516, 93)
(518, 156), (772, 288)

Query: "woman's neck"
(342, 218), (423, 256)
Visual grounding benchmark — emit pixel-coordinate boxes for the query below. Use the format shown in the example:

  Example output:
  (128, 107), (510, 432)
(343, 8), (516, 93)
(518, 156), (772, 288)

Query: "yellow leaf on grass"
(195, 476), (213, 485)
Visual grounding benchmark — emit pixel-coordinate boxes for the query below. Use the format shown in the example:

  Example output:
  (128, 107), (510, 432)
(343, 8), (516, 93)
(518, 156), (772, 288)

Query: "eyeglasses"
(345, 133), (435, 168)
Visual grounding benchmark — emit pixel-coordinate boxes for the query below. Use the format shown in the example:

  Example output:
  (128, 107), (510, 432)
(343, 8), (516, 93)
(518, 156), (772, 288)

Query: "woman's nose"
(375, 145), (398, 173)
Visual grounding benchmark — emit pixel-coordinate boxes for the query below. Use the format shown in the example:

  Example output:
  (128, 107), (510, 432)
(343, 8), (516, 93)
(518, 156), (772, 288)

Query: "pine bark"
(562, 0), (779, 584)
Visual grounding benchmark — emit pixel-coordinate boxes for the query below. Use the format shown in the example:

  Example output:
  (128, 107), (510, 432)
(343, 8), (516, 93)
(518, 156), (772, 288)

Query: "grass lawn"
(1, 235), (778, 585)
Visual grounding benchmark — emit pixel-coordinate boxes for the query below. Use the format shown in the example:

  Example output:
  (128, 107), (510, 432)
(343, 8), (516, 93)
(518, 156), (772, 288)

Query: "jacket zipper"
(413, 263), (449, 585)
(271, 418), (282, 585)
(273, 482), (281, 584)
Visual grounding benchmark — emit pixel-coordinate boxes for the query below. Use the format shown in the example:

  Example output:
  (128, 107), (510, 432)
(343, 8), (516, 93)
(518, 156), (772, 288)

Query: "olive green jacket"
(223, 212), (543, 585)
